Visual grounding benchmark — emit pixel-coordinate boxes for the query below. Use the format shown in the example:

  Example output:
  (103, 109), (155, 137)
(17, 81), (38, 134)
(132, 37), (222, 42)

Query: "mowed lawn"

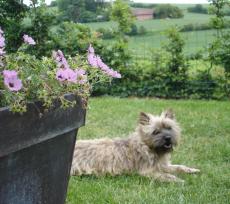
(67, 97), (230, 204)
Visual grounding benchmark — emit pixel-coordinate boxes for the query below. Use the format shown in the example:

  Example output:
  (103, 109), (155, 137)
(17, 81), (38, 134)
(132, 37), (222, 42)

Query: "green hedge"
(93, 61), (230, 100)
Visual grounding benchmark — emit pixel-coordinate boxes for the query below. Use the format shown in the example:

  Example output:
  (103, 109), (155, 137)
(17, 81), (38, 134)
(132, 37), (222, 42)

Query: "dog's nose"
(165, 135), (171, 142)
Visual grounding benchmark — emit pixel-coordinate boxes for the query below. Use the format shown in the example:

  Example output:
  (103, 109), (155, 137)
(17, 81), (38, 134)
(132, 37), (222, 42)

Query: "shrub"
(96, 28), (116, 39)
(51, 22), (99, 56)
(138, 26), (147, 35)
(187, 4), (208, 14)
(154, 4), (184, 19)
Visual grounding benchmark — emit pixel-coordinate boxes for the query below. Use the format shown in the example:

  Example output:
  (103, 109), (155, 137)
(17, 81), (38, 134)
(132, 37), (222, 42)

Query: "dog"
(71, 109), (200, 182)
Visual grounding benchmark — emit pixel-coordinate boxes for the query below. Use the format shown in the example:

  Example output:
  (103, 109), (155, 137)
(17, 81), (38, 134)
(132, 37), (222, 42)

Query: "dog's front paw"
(183, 167), (200, 174)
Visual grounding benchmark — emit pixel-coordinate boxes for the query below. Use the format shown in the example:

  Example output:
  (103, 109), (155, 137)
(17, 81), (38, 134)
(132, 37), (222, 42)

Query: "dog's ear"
(161, 109), (175, 120)
(139, 112), (150, 125)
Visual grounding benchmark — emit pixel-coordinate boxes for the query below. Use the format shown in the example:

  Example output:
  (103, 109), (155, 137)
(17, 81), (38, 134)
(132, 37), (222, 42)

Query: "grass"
(67, 97), (230, 204)
(128, 29), (217, 56)
(86, 12), (213, 32)
(86, 11), (230, 56)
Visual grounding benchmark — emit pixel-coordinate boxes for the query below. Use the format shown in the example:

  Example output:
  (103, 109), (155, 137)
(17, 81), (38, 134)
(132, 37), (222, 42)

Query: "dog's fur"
(71, 110), (200, 182)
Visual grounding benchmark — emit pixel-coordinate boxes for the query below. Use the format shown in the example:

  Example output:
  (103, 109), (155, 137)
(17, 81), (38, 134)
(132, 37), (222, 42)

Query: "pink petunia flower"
(3, 70), (23, 91)
(111, 71), (121, 78)
(23, 34), (36, 45)
(56, 68), (77, 82)
(87, 44), (121, 78)
(87, 53), (98, 68)
(53, 50), (70, 69)
(0, 36), (5, 48)
(88, 44), (95, 54)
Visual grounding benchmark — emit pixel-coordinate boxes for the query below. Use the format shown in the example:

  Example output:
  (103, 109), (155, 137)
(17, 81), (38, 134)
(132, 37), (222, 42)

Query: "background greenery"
(67, 97), (230, 204)
(1, 0), (230, 100)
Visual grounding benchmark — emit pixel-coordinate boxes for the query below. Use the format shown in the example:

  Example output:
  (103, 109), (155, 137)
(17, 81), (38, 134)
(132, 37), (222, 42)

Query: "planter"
(0, 94), (86, 204)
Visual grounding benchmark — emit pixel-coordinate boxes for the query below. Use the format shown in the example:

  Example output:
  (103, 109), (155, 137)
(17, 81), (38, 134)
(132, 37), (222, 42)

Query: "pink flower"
(87, 44), (121, 78)
(0, 36), (5, 48)
(87, 53), (98, 68)
(53, 50), (70, 69)
(23, 34), (36, 45)
(56, 68), (77, 82)
(88, 44), (95, 54)
(75, 69), (87, 84)
(111, 71), (121, 78)
(3, 70), (23, 91)
(0, 27), (5, 56)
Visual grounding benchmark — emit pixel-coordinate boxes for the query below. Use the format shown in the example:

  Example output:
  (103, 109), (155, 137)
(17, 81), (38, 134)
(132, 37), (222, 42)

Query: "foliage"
(187, 4), (208, 14)
(162, 27), (188, 96)
(98, 39), (131, 69)
(110, 0), (134, 34)
(130, 3), (156, 8)
(154, 4), (184, 19)
(209, 0), (229, 31)
(23, 1), (58, 57)
(0, 29), (118, 113)
(51, 22), (99, 56)
(180, 23), (212, 32)
(208, 0), (230, 74)
(93, 27), (229, 100)
(0, 0), (28, 52)
(57, 0), (108, 23)
(97, 24), (147, 39)
(208, 32), (230, 73)
(96, 28), (116, 39)
(93, 58), (229, 100)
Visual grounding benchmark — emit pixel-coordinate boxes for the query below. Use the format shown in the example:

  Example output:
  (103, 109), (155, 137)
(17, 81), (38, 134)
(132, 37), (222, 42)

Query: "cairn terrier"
(71, 110), (200, 182)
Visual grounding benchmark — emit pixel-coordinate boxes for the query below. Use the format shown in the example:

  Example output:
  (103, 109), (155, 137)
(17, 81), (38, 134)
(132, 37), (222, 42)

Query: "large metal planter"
(0, 95), (86, 204)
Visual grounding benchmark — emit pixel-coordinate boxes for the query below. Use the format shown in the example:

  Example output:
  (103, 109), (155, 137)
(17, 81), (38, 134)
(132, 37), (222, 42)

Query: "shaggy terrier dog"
(71, 110), (200, 182)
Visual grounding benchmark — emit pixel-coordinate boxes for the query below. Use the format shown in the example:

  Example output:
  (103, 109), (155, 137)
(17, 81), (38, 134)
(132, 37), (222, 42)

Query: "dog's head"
(137, 109), (181, 154)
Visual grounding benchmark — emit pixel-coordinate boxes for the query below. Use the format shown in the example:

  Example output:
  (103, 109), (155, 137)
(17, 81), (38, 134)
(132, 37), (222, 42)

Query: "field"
(67, 97), (230, 204)
(86, 12), (212, 32)
(86, 11), (230, 56)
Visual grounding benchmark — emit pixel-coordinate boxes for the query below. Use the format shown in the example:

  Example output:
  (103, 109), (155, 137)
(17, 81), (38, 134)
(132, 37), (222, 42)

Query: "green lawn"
(67, 97), (230, 204)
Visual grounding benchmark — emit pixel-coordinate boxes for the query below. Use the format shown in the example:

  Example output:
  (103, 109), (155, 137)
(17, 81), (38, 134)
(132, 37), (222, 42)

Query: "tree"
(57, 0), (86, 22)
(110, 0), (134, 34)
(154, 4), (184, 19)
(208, 0), (230, 74)
(163, 27), (188, 96)
(0, 0), (28, 52)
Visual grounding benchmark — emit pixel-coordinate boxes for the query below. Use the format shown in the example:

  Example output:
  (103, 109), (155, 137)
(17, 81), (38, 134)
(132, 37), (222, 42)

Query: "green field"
(67, 97), (230, 204)
(86, 12), (213, 32)
(128, 29), (218, 56)
(85, 11), (230, 56)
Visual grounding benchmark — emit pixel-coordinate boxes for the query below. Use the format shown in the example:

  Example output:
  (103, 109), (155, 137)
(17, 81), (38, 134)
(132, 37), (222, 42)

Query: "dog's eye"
(166, 126), (172, 130)
(152, 129), (160, 135)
